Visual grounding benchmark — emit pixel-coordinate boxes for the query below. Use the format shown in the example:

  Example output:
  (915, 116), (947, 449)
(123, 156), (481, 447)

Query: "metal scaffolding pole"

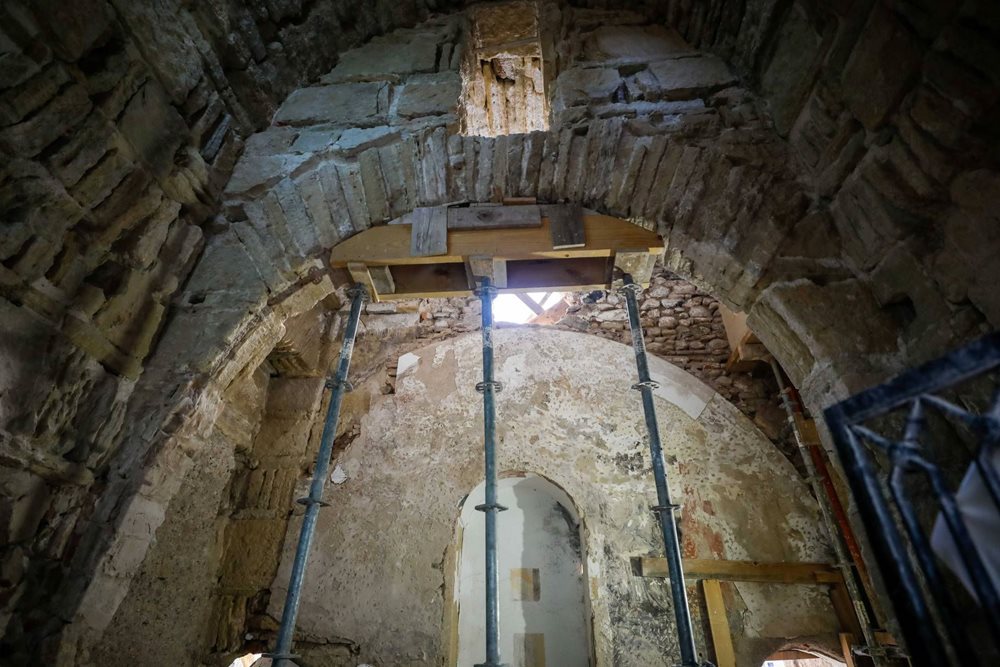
(770, 358), (888, 666)
(268, 284), (367, 667)
(474, 278), (507, 667)
(620, 276), (701, 667)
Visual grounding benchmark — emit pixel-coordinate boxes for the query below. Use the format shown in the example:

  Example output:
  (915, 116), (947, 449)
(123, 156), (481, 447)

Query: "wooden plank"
(703, 580), (736, 667)
(330, 214), (662, 267)
(545, 204), (585, 249)
(795, 415), (822, 446)
(410, 206), (448, 257)
(637, 558), (842, 584)
(829, 581), (863, 637)
(840, 633), (858, 667)
(448, 204), (542, 230)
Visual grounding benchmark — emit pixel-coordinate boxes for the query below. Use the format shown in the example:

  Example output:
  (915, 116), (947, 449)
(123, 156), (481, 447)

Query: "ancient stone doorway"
(454, 473), (593, 666)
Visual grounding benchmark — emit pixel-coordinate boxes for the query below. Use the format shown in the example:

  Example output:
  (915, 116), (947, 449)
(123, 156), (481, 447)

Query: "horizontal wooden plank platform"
(330, 212), (663, 300)
(330, 213), (662, 267)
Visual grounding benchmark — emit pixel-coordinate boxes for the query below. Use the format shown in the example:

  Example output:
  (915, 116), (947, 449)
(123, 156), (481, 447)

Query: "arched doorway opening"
(453, 472), (593, 666)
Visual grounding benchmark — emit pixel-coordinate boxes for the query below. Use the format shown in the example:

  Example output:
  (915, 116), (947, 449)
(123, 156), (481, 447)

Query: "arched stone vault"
(1, 0), (998, 663)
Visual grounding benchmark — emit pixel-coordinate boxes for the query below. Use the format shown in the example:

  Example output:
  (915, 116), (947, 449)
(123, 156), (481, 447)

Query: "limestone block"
(118, 81), (189, 178)
(290, 126), (341, 153)
(243, 127), (300, 156)
(584, 25), (690, 63)
(322, 33), (438, 83)
(224, 153), (309, 197)
(273, 82), (388, 127)
(219, 518), (287, 589)
(108, 0), (205, 104)
(0, 83), (91, 157)
(394, 71), (461, 119)
(840, 3), (922, 129)
(758, 4), (825, 135)
(0, 63), (71, 126)
(646, 56), (737, 100)
(46, 113), (121, 189)
(749, 278), (899, 386)
(181, 231), (269, 306)
(552, 67), (621, 110)
(29, 0), (113, 61)
(334, 125), (401, 155)
(0, 22), (48, 89)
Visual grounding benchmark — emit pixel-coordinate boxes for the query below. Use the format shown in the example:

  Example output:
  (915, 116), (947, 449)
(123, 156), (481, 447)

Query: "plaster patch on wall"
(396, 352), (420, 378)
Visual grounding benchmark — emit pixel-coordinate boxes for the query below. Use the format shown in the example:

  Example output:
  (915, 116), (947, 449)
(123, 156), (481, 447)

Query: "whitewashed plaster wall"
(269, 328), (838, 666)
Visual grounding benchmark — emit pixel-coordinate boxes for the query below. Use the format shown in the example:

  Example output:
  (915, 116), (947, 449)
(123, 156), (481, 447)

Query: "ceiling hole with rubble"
(460, 1), (549, 137)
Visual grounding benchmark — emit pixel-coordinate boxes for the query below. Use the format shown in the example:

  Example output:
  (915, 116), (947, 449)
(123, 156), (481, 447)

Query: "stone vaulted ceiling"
(0, 0), (998, 664)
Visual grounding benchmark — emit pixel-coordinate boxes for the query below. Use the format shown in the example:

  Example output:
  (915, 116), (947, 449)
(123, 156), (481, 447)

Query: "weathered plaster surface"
(269, 328), (836, 666)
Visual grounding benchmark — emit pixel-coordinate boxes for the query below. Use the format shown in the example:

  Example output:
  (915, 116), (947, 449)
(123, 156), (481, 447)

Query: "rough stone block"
(552, 67), (621, 110)
(219, 518), (287, 588)
(322, 33), (438, 83)
(0, 84), (91, 157)
(117, 80), (188, 179)
(274, 82), (388, 127)
(840, 4), (922, 129)
(646, 56), (737, 100)
(394, 72), (461, 119)
(759, 4), (825, 135)
(584, 25), (690, 62)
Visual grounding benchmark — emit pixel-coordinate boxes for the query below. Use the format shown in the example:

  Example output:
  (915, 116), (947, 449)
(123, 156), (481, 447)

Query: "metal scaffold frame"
(474, 277), (508, 667)
(267, 284), (367, 667)
(619, 275), (704, 667)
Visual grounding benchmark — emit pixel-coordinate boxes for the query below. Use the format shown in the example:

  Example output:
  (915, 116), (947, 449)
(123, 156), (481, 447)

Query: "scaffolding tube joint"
(476, 380), (504, 393)
(475, 502), (509, 512)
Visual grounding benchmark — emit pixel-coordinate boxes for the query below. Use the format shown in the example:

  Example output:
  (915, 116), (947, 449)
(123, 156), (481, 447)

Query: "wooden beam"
(635, 558), (842, 585)
(347, 262), (395, 303)
(388, 258), (610, 300)
(703, 579), (736, 667)
(330, 213), (662, 267)
(448, 204), (541, 230)
(516, 293), (545, 315)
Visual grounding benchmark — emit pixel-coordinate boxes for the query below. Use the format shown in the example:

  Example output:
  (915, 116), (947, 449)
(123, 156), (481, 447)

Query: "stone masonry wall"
(2, 1), (998, 663)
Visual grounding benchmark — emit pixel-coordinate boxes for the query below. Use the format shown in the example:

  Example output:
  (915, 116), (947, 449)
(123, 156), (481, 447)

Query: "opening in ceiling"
(494, 291), (565, 324)
(460, 1), (550, 137)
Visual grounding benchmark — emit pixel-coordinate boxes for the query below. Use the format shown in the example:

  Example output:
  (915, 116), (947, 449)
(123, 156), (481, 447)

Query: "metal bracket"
(476, 380), (504, 393)
(474, 283), (498, 298)
(631, 380), (660, 390)
(651, 503), (682, 514)
(475, 502), (509, 513)
(324, 378), (353, 392)
(616, 281), (643, 297)
(346, 283), (370, 302)
(296, 497), (330, 508)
